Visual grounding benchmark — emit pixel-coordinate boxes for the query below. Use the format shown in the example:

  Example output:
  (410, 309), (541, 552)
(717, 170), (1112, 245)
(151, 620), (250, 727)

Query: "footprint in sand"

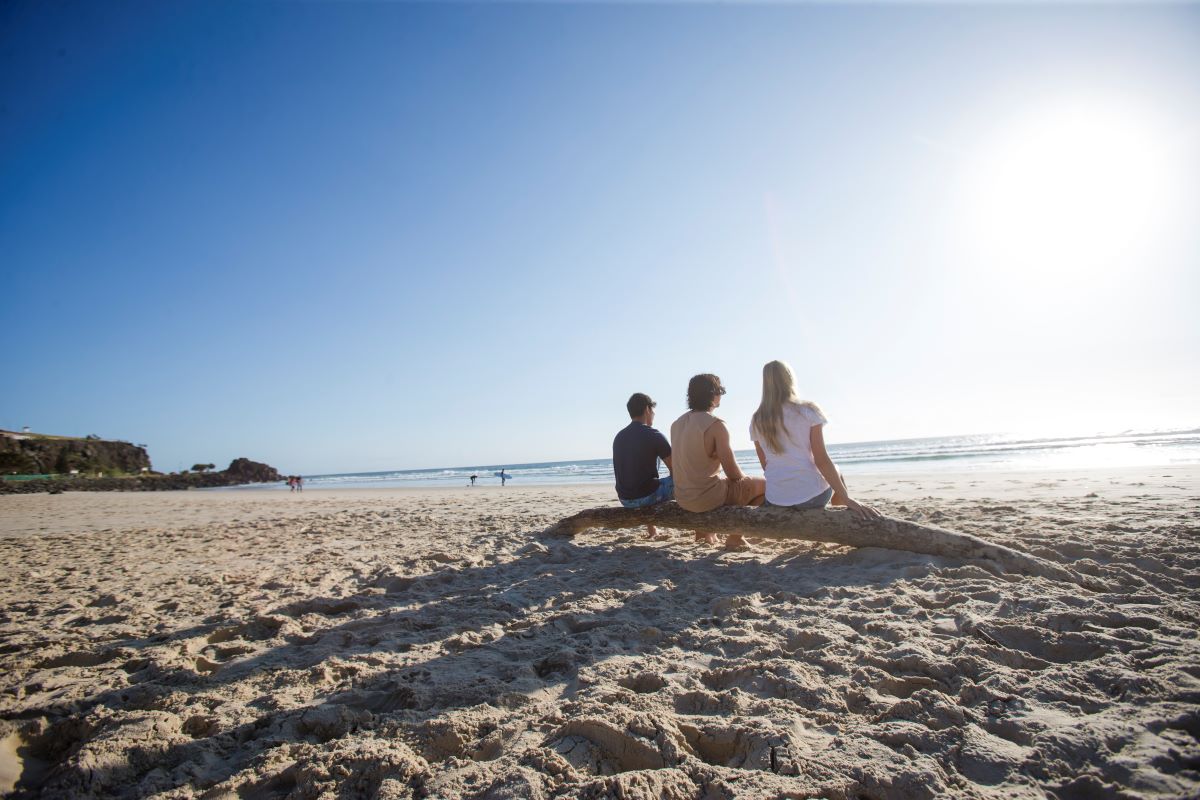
(673, 688), (741, 716)
(36, 648), (121, 669)
(676, 720), (802, 774)
(185, 616), (291, 674)
(781, 629), (836, 652)
(977, 624), (1106, 664)
(328, 674), (425, 713)
(701, 663), (844, 710)
(206, 615), (285, 644)
(854, 666), (947, 700)
(548, 718), (674, 774)
(616, 672), (667, 694)
(72, 613), (128, 626)
(279, 598), (363, 617)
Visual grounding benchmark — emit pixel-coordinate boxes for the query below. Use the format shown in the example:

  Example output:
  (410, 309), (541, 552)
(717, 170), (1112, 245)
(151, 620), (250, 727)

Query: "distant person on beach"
(287, 476), (297, 492)
(499, 469), (508, 486)
(670, 374), (766, 550)
(296, 475), (303, 492)
(613, 392), (673, 537)
(470, 474), (477, 486)
(751, 360), (878, 520)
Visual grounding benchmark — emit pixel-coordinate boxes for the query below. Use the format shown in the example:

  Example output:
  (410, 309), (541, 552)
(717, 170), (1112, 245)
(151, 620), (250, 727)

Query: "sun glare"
(960, 98), (1181, 286)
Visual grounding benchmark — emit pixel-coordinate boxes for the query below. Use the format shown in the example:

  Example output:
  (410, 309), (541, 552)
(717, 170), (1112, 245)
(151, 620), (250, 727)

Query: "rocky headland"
(0, 430), (281, 494)
(0, 430), (150, 476)
(0, 458), (282, 494)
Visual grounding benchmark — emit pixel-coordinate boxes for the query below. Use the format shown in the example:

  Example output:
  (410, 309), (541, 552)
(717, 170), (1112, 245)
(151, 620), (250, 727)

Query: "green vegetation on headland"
(0, 429), (281, 494)
(1, 428), (151, 476)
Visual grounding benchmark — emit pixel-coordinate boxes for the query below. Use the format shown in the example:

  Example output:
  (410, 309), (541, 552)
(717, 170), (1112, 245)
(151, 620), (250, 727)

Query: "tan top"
(669, 410), (728, 512)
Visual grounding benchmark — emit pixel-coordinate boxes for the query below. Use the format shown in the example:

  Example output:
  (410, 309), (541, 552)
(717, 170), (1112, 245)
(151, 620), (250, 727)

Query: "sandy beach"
(1, 467), (1198, 799)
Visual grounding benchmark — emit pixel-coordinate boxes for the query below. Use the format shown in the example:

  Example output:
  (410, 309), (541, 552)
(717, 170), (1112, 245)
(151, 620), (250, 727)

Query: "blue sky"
(2, 1), (1197, 474)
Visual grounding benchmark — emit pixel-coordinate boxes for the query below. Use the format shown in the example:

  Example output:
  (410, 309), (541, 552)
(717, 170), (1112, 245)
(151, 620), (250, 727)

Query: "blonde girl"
(750, 360), (878, 519)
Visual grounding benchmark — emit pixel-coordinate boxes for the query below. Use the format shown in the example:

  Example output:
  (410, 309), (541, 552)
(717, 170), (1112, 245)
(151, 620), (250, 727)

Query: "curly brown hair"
(686, 374), (725, 411)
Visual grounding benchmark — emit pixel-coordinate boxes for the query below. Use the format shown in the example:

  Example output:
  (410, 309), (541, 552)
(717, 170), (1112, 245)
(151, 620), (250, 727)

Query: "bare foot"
(724, 535), (753, 552)
(645, 524), (658, 539)
(695, 532), (718, 545)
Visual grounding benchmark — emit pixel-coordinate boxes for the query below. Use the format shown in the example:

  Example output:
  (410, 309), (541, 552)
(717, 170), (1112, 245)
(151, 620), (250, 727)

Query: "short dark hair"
(687, 374), (725, 411)
(627, 393), (655, 418)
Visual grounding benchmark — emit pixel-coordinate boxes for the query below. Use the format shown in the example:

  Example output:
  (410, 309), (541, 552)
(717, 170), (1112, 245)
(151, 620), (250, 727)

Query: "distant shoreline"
(278, 428), (1200, 491)
(196, 464), (1200, 505)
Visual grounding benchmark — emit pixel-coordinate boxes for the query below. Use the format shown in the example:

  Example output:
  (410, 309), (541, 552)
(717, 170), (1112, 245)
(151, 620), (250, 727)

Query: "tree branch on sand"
(545, 502), (1105, 591)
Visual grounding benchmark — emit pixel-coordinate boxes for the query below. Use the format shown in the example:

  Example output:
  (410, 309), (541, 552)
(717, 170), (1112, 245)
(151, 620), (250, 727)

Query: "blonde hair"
(752, 360), (823, 454)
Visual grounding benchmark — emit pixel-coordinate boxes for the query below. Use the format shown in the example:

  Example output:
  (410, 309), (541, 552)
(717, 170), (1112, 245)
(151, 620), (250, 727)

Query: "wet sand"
(0, 466), (1197, 798)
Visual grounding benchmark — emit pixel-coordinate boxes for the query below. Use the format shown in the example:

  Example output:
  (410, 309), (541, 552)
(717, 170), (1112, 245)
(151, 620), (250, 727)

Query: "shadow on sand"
(12, 527), (908, 797)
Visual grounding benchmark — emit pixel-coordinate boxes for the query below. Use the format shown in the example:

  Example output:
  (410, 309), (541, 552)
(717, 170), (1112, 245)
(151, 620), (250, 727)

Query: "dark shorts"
(620, 476), (675, 509)
(763, 486), (833, 510)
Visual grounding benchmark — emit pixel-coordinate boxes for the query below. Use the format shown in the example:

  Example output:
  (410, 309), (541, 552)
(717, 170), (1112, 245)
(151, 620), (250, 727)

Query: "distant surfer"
(498, 469), (509, 486)
(470, 474), (477, 486)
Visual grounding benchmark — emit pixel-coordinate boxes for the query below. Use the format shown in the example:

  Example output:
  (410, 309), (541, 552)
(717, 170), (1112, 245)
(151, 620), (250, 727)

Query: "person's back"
(613, 393), (673, 509)
(750, 402), (829, 505)
(750, 360), (879, 519)
(670, 410), (727, 512)
(669, 374), (765, 549)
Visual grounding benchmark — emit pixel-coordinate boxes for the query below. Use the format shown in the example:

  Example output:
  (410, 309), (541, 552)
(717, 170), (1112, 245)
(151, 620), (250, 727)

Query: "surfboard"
(494, 472), (511, 479)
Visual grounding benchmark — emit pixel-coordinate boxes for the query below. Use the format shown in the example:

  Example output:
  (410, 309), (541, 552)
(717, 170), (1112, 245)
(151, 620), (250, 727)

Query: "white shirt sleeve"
(802, 404), (828, 426)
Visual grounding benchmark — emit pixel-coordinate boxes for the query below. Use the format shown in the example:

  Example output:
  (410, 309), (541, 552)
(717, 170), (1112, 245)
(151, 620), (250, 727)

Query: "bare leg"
(725, 482), (764, 550)
(646, 524), (657, 539)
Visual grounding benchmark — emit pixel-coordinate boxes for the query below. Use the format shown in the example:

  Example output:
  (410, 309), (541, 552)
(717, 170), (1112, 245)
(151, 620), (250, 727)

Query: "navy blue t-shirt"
(613, 421), (671, 500)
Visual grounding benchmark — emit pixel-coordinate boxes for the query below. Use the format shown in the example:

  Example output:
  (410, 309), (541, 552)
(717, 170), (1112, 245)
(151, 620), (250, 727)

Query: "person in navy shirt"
(613, 393), (674, 536)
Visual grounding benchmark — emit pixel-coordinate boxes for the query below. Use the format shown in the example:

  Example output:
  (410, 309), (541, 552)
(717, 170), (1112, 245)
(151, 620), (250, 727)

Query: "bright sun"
(960, 98), (1181, 286)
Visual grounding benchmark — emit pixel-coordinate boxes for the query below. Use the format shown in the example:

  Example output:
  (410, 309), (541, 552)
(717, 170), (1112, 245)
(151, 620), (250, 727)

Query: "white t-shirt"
(749, 403), (830, 506)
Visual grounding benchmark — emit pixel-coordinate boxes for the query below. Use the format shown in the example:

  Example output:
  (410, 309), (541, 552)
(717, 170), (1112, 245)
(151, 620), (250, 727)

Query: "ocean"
(259, 428), (1200, 491)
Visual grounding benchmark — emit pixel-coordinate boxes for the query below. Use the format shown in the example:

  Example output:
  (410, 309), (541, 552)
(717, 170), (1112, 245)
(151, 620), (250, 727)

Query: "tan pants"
(721, 476), (766, 507)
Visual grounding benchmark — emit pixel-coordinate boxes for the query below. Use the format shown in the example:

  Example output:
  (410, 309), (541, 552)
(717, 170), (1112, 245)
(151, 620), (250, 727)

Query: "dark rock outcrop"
(0, 431), (150, 475)
(0, 457), (284, 495)
(223, 458), (282, 483)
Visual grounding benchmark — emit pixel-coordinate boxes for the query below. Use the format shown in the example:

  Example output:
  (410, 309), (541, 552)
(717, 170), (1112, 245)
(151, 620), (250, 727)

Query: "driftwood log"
(545, 502), (1104, 591)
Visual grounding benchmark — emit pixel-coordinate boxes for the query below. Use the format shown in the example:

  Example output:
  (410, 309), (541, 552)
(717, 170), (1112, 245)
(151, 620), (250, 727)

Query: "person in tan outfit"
(669, 373), (766, 550)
